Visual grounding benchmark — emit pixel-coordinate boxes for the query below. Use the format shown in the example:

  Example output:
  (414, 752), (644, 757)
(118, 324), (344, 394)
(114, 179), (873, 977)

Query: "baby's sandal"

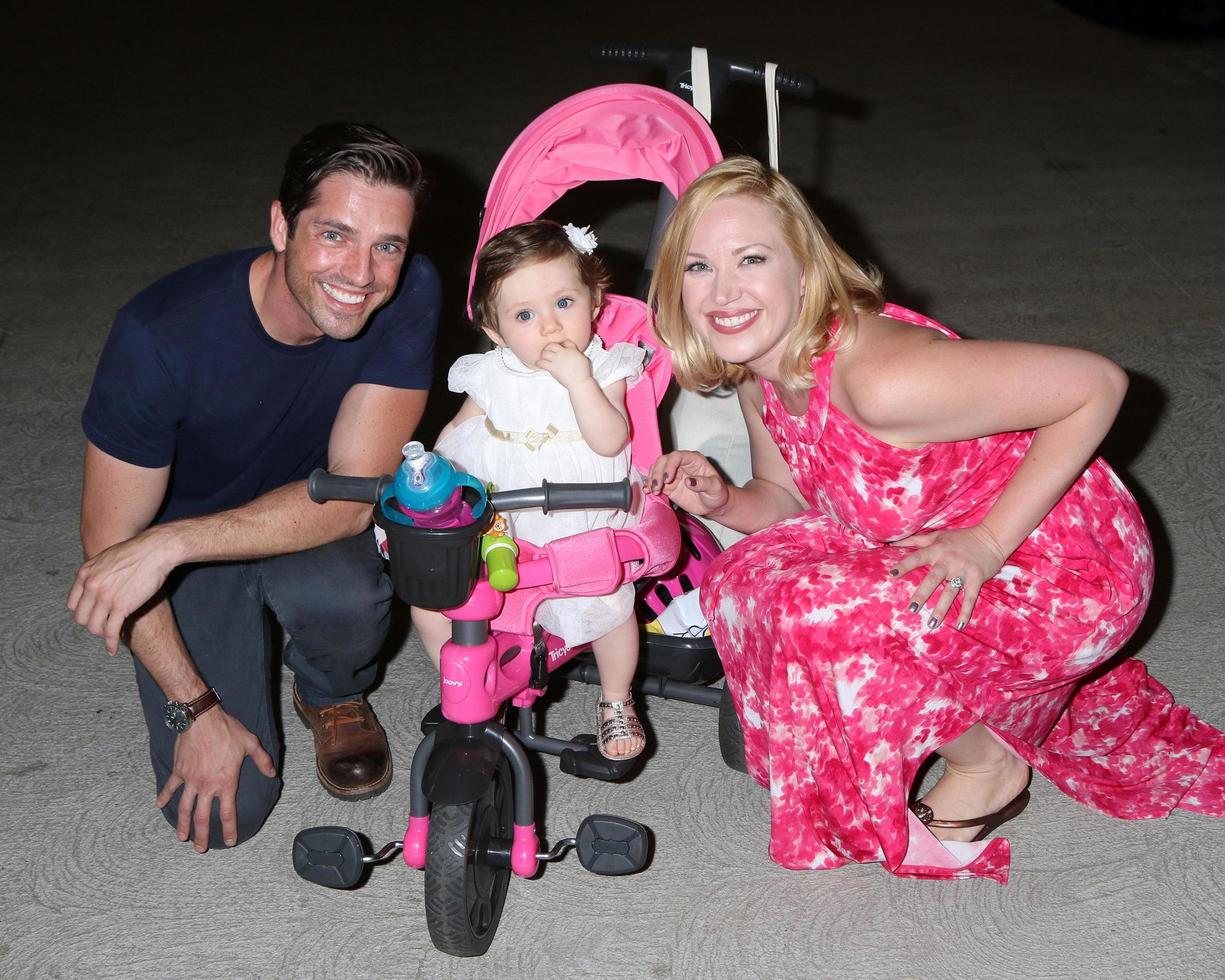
(595, 694), (646, 761)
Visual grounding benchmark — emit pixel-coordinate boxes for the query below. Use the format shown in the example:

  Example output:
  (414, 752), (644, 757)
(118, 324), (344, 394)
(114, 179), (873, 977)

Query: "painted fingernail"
(928, 617), (939, 629)
(908, 602), (919, 614)
(889, 568), (899, 577)
(956, 621), (966, 631)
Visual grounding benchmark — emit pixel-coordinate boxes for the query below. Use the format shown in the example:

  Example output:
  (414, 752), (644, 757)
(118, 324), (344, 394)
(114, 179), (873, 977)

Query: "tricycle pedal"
(292, 826), (369, 889)
(575, 814), (650, 875)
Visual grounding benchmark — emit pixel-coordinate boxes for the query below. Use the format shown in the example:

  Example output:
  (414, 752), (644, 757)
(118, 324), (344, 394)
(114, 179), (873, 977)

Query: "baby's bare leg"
(410, 606), (451, 669)
(591, 616), (645, 758)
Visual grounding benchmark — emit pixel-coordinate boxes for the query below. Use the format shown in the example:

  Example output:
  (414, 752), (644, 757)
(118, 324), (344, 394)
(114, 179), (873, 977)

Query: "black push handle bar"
(592, 43), (817, 100)
(307, 469), (633, 514)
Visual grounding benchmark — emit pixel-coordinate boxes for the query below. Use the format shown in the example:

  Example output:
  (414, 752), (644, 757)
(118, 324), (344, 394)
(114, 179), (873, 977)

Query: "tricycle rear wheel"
(718, 683), (748, 774)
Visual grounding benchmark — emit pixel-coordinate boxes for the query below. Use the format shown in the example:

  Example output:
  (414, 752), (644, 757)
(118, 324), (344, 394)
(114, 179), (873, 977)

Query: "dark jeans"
(133, 530), (392, 848)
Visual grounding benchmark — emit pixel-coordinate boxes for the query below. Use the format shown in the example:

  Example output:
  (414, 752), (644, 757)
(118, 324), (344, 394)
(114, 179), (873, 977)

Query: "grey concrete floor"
(2, 2), (1223, 978)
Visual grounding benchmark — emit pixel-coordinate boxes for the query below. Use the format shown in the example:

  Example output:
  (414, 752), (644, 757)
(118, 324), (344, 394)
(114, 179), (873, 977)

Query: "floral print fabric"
(702, 305), (1224, 883)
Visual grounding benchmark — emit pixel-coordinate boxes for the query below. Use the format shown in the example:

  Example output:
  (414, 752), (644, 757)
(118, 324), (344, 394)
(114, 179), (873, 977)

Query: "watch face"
(163, 703), (190, 732)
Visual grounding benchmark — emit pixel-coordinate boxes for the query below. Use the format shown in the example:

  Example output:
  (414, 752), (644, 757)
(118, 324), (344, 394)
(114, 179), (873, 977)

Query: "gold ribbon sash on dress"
(485, 417), (586, 452)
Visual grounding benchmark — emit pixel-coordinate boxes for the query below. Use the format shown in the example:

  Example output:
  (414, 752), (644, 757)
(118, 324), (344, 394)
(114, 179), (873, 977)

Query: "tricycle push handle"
(306, 469), (390, 505)
(592, 43), (817, 99)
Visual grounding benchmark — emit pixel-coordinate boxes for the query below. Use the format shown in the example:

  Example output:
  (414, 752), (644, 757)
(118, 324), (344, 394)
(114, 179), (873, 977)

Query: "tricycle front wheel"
(424, 759), (513, 956)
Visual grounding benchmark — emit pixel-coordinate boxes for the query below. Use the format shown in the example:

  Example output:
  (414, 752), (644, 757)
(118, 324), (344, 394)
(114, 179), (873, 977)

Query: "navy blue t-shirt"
(82, 247), (440, 523)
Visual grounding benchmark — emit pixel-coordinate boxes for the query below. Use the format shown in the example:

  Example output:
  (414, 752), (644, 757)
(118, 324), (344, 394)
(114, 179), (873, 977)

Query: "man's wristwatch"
(163, 687), (222, 733)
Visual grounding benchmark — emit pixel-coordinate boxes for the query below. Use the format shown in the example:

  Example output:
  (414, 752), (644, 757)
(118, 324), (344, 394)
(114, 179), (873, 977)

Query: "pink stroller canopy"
(468, 84), (723, 463)
(469, 83), (722, 306)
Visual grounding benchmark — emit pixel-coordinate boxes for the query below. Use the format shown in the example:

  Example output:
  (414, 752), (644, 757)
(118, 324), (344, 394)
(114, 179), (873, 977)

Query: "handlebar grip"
(542, 479), (633, 514)
(306, 469), (386, 505)
(591, 43), (675, 66)
(727, 61), (817, 98)
(489, 479), (633, 514)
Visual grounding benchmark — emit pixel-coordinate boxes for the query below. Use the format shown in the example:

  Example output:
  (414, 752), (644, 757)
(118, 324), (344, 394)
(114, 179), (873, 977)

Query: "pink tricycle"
(295, 459), (682, 955)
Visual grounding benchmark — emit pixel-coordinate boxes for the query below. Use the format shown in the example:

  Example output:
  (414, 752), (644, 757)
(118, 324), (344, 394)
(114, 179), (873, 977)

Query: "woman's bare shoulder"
(840, 312), (944, 384)
(835, 313), (949, 431)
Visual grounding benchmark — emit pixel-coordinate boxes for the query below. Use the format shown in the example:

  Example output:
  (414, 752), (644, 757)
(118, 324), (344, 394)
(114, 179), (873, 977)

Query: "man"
(69, 122), (439, 853)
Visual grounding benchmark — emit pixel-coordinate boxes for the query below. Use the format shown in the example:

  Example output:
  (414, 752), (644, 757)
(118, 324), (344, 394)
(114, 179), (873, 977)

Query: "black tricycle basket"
(373, 488), (493, 609)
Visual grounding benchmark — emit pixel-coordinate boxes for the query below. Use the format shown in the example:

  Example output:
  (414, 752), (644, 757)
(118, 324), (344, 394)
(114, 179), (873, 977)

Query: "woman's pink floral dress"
(703, 304), (1225, 883)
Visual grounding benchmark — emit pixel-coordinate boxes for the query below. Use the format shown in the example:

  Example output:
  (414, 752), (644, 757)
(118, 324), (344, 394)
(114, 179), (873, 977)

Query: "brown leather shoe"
(293, 684), (392, 801)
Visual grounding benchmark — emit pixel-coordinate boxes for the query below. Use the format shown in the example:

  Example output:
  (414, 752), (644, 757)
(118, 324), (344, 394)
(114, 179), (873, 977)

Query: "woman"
(646, 156), (1223, 883)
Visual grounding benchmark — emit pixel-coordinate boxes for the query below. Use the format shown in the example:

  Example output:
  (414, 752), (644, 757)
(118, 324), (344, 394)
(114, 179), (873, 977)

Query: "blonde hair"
(648, 156), (883, 392)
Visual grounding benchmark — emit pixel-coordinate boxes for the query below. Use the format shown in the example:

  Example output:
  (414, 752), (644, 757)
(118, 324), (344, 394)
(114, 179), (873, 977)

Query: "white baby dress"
(435, 336), (646, 646)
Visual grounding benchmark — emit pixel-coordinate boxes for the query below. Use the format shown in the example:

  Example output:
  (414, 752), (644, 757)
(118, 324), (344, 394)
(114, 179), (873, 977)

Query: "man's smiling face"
(271, 172), (415, 344)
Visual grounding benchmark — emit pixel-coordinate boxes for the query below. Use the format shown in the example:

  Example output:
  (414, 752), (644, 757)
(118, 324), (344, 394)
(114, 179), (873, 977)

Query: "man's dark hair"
(278, 122), (426, 235)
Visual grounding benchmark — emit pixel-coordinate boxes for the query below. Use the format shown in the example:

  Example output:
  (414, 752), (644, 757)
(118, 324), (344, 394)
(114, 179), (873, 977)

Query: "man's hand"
(155, 708), (277, 852)
(68, 525), (180, 655)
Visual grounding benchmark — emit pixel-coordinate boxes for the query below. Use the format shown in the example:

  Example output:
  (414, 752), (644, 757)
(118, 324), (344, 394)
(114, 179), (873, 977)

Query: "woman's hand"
(889, 524), (1008, 630)
(645, 451), (730, 517)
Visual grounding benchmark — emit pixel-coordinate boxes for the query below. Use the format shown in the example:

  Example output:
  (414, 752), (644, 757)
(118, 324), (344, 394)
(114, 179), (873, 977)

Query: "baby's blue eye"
(514, 310), (534, 322)
(556, 297), (573, 310)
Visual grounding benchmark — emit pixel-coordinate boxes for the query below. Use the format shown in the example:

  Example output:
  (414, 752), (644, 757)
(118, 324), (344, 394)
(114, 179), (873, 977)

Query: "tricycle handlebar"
(489, 479), (633, 515)
(307, 469), (634, 515)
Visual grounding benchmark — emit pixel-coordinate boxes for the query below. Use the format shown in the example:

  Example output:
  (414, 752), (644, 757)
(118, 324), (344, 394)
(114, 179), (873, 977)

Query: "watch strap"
(183, 687), (222, 721)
